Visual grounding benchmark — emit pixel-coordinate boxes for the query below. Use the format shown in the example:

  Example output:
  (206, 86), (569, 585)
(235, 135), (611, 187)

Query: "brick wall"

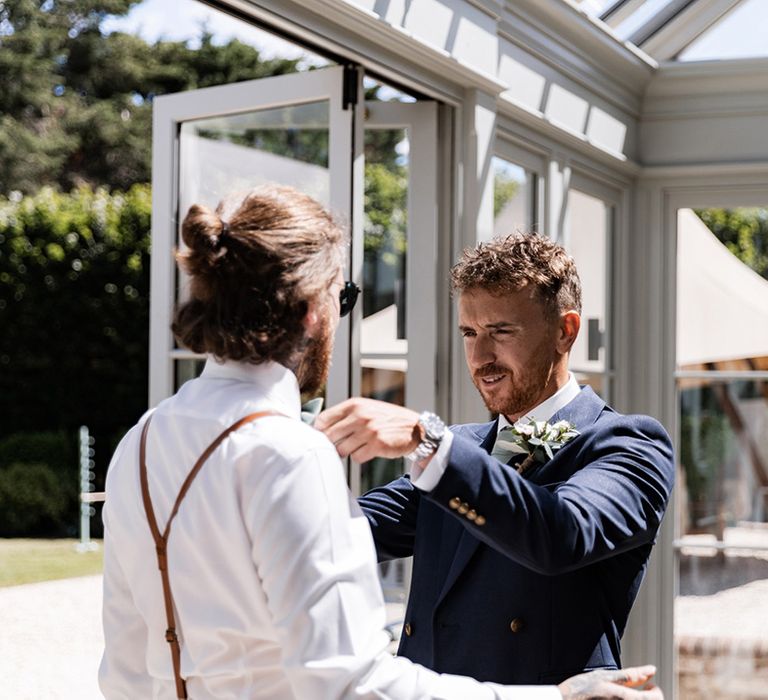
(677, 635), (768, 699)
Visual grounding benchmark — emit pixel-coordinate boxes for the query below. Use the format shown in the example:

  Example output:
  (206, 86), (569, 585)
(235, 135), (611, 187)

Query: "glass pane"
(175, 101), (331, 321)
(677, 208), (768, 371)
(565, 189), (610, 378)
(361, 126), (409, 494)
(174, 358), (205, 391)
(179, 101), (330, 215)
(578, 0), (620, 18)
(493, 157), (534, 235)
(612, 0), (677, 40)
(572, 372), (605, 400)
(679, 0), (768, 62)
(675, 377), (768, 699)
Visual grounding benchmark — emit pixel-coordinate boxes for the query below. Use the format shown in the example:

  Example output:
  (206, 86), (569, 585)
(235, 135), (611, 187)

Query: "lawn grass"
(0, 538), (103, 587)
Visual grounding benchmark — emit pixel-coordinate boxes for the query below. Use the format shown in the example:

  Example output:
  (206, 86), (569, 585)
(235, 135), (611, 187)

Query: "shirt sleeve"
(99, 504), (153, 699)
(241, 437), (560, 700)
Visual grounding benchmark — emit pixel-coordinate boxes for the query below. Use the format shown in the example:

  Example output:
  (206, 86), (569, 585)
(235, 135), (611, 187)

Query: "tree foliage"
(0, 0), (301, 195)
(494, 171), (520, 219)
(0, 185), (152, 437)
(695, 207), (768, 280)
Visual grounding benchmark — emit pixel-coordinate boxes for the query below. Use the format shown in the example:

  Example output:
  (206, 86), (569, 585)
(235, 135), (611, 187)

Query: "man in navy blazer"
(317, 233), (674, 686)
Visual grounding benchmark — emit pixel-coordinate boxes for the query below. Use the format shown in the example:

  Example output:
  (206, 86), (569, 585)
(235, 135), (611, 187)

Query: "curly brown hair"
(172, 184), (345, 365)
(450, 233), (582, 319)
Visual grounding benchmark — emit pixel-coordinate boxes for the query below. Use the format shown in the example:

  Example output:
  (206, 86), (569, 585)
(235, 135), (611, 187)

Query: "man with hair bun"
(100, 192), (663, 699)
(317, 233), (675, 687)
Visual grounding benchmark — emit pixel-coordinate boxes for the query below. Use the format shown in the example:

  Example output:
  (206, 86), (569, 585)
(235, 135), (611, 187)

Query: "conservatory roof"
(576, 0), (768, 62)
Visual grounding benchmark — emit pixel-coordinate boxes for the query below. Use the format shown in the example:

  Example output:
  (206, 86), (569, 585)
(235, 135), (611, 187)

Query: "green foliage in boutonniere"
(507, 419), (579, 475)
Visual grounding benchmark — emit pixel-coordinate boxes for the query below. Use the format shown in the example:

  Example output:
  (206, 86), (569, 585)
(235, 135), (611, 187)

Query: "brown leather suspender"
(139, 410), (282, 699)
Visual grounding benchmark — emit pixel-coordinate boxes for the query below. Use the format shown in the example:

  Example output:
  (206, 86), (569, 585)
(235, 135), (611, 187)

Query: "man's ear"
(303, 301), (321, 336)
(556, 310), (580, 354)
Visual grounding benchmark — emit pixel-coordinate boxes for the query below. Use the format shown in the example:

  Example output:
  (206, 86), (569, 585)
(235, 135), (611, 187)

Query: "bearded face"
(458, 287), (564, 421)
(471, 332), (558, 417)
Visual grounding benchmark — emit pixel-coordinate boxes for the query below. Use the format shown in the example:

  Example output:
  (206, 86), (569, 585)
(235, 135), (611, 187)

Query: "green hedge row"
(0, 185), (151, 536)
(0, 432), (78, 536)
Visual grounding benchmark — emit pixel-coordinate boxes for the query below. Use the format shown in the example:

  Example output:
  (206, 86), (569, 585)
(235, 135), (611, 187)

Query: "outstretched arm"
(357, 475), (421, 561)
(430, 415), (674, 574)
(317, 398), (674, 576)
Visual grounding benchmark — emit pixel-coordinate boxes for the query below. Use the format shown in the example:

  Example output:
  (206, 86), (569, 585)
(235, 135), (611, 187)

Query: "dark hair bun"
(179, 203), (228, 280)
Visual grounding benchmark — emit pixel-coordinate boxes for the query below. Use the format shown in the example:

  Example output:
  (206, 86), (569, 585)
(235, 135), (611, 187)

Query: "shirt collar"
(200, 357), (303, 420)
(497, 373), (580, 434)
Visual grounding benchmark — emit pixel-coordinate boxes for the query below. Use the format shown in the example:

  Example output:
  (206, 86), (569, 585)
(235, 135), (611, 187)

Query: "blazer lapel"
(549, 385), (606, 429)
(435, 389), (606, 602)
(436, 420), (497, 605)
(519, 386), (606, 482)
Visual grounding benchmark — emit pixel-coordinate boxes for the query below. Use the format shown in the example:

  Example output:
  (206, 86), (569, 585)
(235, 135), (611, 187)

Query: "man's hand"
(558, 666), (663, 699)
(315, 398), (421, 463)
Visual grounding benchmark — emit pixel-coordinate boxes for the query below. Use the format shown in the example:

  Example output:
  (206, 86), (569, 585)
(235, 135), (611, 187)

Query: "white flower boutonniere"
(502, 418), (579, 475)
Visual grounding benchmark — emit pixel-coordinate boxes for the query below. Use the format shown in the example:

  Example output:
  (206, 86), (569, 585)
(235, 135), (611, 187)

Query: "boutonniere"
(502, 419), (579, 475)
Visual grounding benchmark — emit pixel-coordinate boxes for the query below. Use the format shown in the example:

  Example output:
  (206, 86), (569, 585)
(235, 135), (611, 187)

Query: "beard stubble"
(472, 334), (557, 418)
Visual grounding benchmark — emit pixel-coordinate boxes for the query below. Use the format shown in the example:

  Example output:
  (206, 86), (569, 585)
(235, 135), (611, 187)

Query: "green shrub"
(0, 463), (71, 536)
(0, 186), (151, 528)
(0, 431), (78, 537)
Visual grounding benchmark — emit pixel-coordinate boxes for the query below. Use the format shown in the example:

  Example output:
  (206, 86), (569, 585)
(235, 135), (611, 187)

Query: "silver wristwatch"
(407, 411), (446, 462)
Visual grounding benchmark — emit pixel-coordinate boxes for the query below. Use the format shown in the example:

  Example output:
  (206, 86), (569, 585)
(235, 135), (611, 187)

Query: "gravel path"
(0, 576), (403, 699)
(2, 572), (765, 699)
(0, 575), (104, 700)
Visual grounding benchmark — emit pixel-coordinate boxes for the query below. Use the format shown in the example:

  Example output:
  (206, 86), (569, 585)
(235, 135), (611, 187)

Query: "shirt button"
(475, 515), (486, 526)
(466, 509), (477, 521)
(404, 622), (413, 637)
(449, 497), (462, 509)
(457, 502), (469, 514)
(510, 617), (526, 634)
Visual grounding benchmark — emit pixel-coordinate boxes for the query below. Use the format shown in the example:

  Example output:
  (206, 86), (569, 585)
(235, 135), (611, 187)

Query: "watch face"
(422, 412), (445, 440)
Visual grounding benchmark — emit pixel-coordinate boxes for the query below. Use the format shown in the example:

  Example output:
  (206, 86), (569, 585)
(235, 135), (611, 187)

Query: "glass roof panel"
(611, 0), (679, 40)
(578, 0), (618, 17)
(678, 0), (768, 61)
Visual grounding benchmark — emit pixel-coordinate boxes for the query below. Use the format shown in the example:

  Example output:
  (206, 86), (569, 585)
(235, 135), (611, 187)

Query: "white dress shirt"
(99, 358), (560, 700)
(411, 374), (580, 491)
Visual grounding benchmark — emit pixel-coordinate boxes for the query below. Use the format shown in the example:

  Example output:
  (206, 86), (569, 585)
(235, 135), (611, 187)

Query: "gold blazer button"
(509, 617), (526, 634)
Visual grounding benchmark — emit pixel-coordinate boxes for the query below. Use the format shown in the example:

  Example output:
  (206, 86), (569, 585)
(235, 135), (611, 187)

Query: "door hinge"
(343, 64), (359, 110)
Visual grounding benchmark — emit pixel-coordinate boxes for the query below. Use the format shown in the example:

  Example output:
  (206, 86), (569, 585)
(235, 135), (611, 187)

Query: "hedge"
(0, 185), (151, 535)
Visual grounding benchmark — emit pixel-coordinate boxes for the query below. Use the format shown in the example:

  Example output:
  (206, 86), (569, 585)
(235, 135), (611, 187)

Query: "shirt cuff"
(409, 428), (453, 492)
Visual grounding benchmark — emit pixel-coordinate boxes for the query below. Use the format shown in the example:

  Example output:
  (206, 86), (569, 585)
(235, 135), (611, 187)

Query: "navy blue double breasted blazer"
(358, 387), (674, 685)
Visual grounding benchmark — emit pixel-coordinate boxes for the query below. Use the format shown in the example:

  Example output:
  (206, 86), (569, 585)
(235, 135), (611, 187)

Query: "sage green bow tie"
(300, 397), (324, 426)
(490, 425), (529, 463)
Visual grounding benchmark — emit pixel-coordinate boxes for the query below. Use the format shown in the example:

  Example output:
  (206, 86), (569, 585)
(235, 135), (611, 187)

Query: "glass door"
(358, 98), (438, 605)
(149, 72), (441, 488)
(149, 66), (356, 406)
(674, 204), (768, 700)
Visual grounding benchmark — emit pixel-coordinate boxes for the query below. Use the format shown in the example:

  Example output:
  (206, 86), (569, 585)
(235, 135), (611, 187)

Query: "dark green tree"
(695, 208), (768, 280)
(0, 1), (301, 194)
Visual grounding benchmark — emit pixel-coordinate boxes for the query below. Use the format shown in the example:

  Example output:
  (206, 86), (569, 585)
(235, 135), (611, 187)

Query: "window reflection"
(492, 157), (535, 235)
(360, 125), (409, 495)
(563, 188), (612, 402)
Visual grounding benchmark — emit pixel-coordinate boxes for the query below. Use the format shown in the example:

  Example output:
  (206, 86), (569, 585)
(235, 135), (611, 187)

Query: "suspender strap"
(139, 410), (282, 700)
